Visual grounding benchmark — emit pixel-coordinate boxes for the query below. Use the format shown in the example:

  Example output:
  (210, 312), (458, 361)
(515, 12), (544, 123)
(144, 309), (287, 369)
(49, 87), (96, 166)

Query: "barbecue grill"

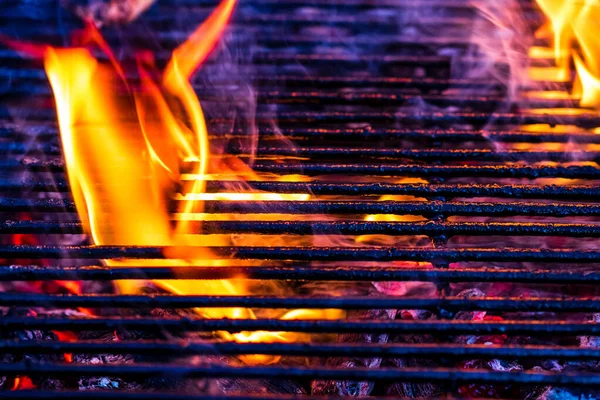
(1, 0), (599, 398)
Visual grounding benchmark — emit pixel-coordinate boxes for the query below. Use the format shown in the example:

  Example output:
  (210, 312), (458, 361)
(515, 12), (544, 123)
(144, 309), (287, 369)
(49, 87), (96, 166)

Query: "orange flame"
(534, 0), (600, 108)
(11, 0), (342, 364)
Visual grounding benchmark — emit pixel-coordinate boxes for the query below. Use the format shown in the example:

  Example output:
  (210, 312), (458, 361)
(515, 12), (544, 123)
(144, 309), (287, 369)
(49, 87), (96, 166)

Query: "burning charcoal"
(189, 354), (306, 396)
(451, 289), (525, 398)
(73, 330), (140, 392)
(218, 378), (306, 396)
(385, 309), (439, 398)
(74, 329), (190, 392)
(0, 308), (66, 390)
(312, 306), (397, 397)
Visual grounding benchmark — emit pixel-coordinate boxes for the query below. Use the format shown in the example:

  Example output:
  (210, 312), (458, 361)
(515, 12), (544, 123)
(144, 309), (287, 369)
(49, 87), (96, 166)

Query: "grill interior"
(1, 0), (600, 398)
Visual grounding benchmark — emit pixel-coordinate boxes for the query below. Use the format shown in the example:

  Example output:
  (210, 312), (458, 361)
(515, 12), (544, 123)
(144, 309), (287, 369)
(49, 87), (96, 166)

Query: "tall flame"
(21, 0), (342, 364)
(534, 0), (600, 108)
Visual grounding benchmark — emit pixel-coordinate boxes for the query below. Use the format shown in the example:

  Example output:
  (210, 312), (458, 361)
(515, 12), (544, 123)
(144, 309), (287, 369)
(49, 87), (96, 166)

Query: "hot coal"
(384, 309), (439, 398)
(0, 308), (65, 390)
(312, 282), (397, 397)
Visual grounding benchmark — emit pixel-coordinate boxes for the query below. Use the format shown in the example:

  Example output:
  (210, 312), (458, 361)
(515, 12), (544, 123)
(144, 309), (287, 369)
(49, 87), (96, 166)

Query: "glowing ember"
(5, 0), (342, 364)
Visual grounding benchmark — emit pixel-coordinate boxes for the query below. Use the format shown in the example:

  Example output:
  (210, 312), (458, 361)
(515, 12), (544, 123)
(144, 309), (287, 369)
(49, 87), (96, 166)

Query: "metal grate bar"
(0, 363), (594, 386)
(251, 128), (596, 143)
(4, 125), (597, 143)
(2, 317), (600, 335)
(2, 200), (599, 216)
(234, 182), (600, 199)
(251, 163), (600, 179)
(0, 265), (598, 283)
(4, 220), (600, 237)
(251, 92), (570, 109)
(245, 147), (600, 162)
(5, 161), (600, 178)
(4, 90), (570, 110)
(1, 181), (598, 200)
(4, 293), (600, 311)
(2, 73), (551, 93)
(2, 341), (600, 360)
(5, 110), (600, 127)
(11, 145), (600, 163)
(0, 245), (598, 262)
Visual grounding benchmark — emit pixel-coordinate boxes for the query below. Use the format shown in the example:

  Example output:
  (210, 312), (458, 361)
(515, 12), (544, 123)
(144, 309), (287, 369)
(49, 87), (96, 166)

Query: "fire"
(5, 0), (342, 364)
(534, 0), (600, 107)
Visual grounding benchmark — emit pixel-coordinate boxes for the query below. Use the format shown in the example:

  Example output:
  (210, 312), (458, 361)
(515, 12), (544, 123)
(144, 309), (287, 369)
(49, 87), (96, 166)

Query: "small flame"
(535, 0), (600, 107)
(5, 0), (343, 364)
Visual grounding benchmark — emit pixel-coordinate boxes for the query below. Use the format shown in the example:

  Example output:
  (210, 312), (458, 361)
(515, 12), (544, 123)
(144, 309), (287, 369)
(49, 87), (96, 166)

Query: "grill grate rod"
(3, 126), (598, 143)
(6, 111), (600, 128)
(3, 317), (600, 335)
(0, 73), (516, 91)
(6, 161), (600, 179)
(10, 145), (600, 163)
(4, 220), (600, 237)
(0, 265), (598, 283)
(251, 163), (600, 179)
(0, 363), (597, 387)
(3, 90), (572, 109)
(250, 148), (600, 162)
(2, 341), (600, 360)
(0, 245), (599, 262)
(1, 182), (599, 200)
(4, 293), (600, 311)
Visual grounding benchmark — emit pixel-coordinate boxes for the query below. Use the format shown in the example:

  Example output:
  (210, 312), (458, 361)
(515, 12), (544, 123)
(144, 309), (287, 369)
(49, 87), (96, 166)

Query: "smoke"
(462, 0), (532, 104)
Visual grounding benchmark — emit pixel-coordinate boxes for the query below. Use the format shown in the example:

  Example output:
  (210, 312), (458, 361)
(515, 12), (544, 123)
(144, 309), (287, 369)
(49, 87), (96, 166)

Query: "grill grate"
(1, 0), (600, 398)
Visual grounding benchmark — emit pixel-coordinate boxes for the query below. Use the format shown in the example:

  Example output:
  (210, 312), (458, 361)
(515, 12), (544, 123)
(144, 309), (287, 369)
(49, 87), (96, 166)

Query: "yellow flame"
(43, 0), (342, 365)
(535, 0), (600, 107)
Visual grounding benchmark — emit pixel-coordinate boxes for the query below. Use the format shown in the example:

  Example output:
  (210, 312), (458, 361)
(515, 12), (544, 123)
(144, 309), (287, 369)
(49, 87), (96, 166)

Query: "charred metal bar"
(249, 127), (596, 143)
(257, 111), (600, 128)
(2, 341), (600, 360)
(2, 317), (600, 335)
(0, 245), (598, 262)
(9, 90), (567, 109)
(1, 200), (599, 216)
(3, 124), (597, 144)
(250, 92), (570, 109)
(13, 143), (600, 163)
(203, 200), (600, 217)
(0, 264), (598, 284)
(0, 197), (75, 212)
(248, 146), (600, 162)
(1, 181), (599, 200)
(4, 220), (600, 237)
(4, 293), (600, 311)
(5, 159), (600, 178)
(231, 182), (600, 199)
(0, 179), (70, 192)
(283, 128), (597, 143)
(5, 110), (600, 128)
(0, 363), (594, 386)
(198, 221), (600, 236)
(252, 163), (600, 179)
